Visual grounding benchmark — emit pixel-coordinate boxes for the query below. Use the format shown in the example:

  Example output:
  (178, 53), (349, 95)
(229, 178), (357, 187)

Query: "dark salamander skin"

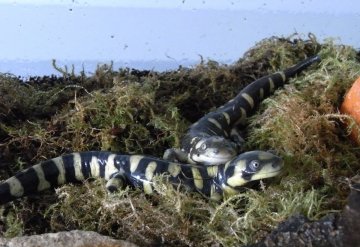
(0, 151), (283, 204)
(164, 55), (321, 165)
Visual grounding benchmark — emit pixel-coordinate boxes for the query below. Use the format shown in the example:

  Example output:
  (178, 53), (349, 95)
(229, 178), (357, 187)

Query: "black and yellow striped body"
(164, 55), (321, 165)
(0, 150), (283, 204)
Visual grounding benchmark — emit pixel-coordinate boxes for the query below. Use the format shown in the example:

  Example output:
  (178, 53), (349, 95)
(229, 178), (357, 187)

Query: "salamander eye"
(200, 143), (207, 150)
(250, 160), (260, 170)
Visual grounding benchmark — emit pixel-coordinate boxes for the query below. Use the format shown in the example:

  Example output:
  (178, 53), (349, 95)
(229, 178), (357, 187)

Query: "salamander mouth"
(196, 153), (236, 165)
(262, 169), (283, 177)
(251, 161), (284, 180)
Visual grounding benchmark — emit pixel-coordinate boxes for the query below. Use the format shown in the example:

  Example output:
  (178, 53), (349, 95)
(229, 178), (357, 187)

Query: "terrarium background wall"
(0, 0), (359, 77)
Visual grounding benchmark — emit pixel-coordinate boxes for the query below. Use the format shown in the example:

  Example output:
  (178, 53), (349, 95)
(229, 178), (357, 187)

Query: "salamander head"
(223, 150), (283, 189)
(189, 136), (238, 165)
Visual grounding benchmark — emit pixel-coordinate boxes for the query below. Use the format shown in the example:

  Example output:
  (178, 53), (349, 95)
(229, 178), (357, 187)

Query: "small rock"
(0, 230), (138, 247)
(248, 213), (342, 247)
(247, 175), (360, 247)
(341, 175), (360, 247)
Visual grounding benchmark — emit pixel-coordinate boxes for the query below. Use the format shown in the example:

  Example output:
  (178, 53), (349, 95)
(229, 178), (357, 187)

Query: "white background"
(0, 0), (359, 77)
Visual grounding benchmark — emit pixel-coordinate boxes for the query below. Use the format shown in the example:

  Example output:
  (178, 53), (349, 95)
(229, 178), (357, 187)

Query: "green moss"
(42, 174), (328, 246)
(46, 178), (212, 246)
(0, 34), (360, 246)
(0, 207), (24, 238)
(246, 37), (360, 213)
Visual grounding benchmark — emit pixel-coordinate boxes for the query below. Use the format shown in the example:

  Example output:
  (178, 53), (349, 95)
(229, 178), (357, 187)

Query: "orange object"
(340, 76), (360, 144)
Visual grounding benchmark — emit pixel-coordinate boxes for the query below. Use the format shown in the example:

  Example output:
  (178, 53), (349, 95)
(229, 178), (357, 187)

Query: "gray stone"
(0, 230), (138, 247)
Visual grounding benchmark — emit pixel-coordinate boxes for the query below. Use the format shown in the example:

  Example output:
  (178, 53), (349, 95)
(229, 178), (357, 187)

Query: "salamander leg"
(163, 148), (188, 163)
(106, 173), (126, 193)
(230, 127), (245, 149)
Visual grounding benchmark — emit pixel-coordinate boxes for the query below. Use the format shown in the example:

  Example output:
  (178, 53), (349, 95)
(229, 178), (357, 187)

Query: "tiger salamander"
(0, 150), (283, 204)
(164, 55), (321, 165)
